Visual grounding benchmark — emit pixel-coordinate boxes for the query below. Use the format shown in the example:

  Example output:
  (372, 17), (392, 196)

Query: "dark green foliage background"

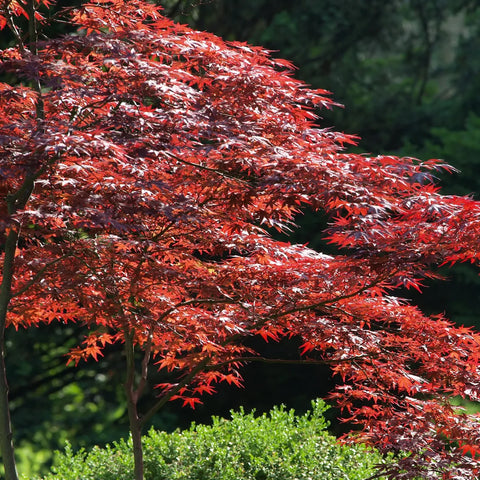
(3, 0), (480, 476)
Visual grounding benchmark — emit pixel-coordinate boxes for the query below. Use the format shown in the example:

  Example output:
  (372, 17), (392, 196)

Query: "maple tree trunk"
(127, 401), (144, 480)
(0, 6), (41, 477)
(0, 341), (18, 480)
(124, 333), (145, 480)
(0, 230), (20, 480)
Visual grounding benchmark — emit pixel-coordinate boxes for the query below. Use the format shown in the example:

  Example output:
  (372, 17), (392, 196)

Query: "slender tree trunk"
(124, 332), (145, 480)
(0, 168), (37, 480)
(0, 345), (17, 480)
(1, 5), (43, 478)
(122, 326), (208, 480)
(0, 229), (20, 480)
(127, 400), (145, 480)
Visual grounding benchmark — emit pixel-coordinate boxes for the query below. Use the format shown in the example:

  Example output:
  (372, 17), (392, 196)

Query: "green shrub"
(37, 400), (391, 480)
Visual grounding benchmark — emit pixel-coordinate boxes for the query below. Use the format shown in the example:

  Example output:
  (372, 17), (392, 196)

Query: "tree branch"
(270, 274), (392, 320)
(166, 151), (253, 186)
(135, 332), (153, 401)
(139, 356), (210, 427)
(204, 353), (379, 370)
(12, 254), (70, 298)
(2, 1), (26, 53)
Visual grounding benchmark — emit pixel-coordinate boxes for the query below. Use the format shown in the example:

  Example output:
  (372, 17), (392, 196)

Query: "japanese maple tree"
(2, 1), (480, 479)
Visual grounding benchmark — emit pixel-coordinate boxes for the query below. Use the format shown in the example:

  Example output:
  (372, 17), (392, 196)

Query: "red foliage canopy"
(2, 1), (480, 478)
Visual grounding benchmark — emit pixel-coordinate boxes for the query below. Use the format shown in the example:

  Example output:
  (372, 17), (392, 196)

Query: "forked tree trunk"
(122, 328), (211, 480)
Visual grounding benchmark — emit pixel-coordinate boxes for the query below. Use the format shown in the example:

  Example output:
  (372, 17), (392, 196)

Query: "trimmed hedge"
(37, 400), (391, 480)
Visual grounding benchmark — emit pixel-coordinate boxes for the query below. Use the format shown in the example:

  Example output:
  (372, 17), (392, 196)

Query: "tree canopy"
(2, 1), (480, 479)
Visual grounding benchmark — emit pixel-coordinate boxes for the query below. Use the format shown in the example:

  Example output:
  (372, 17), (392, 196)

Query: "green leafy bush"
(37, 400), (390, 480)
